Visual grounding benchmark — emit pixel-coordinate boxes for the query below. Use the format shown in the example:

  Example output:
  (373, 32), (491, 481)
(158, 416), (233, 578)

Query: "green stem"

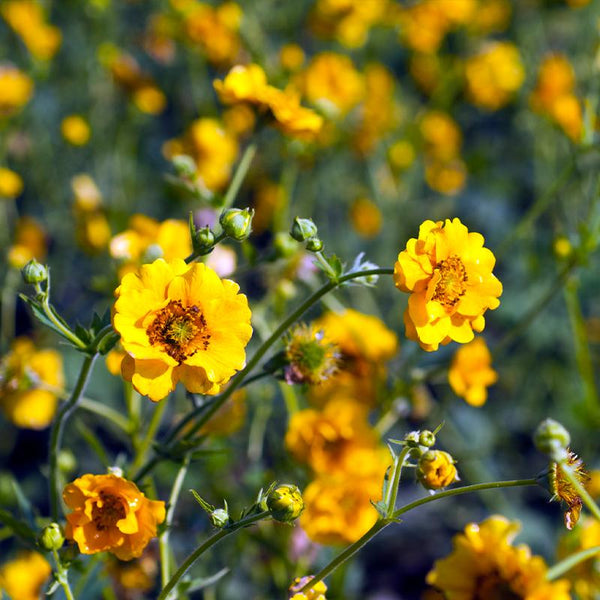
(129, 398), (168, 479)
(157, 511), (270, 600)
(78, 397), (131, 433)
(49, 353), (98, 520)
(385, 446), (410, 518)
(221, 143), (257, 210)
(546, 545), (600, 581)
(1, 268), (20, 352)
(559, 462), (600, 523)
(52, 549), (75, 600)
(160, 453), (191, 588)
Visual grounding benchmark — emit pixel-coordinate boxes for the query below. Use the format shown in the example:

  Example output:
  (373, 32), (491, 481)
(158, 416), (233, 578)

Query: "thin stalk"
(221, 144), (257, 210)
(49, 353), (98, 520)
(559, 462), (600, 523)
(157, 511), (270, 600)
(160, 453), (191, 588)
(129, 399), (168, 479)
(546, 545), (600, 581)
(52, 549), (75, 600)
(78, 397), (131, 433)
(385, 446), (410, 518)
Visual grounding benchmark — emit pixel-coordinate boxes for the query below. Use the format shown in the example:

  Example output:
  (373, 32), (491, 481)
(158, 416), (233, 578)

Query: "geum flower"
(113, 258), (252, 401)
(394, 218), (502, 351)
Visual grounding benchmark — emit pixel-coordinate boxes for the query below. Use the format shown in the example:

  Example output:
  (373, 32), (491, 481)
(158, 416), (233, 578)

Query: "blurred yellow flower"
(0, 64), (33, 116)
(289, 576), (327, 600)
(61, 115), (91, 146)
(280, 43), (305, 71)
(465, 41), (525, 110)
(0, 337), (64, 429)
(108, 549), (158, 594)
(394, 218), (502, 351)
(199, 389), (246, 435)
(469, 0), (512, 35)
(214, 63), (269, 105)
(0, 167), (23, 198)
(64, 473), (165, 560)
(427, 516), (571, 599)
(397, 1), (450, 54)
(420, 111), (462, 161)
(223, 104), (256, 137)
(417, 450), (459, 489)
(0, 551), (52, 600)
(448, 337), (498, 406)
(106, 345), (127, 376)
(71, 174), (110, 253)
(388, 139), (416, 170)
(113, 258), (252, 401)
(133, 85), (167, 115)
(349, 197), (382, 238)
(425, 159), (467, 196)
(7, 216), (47, 269)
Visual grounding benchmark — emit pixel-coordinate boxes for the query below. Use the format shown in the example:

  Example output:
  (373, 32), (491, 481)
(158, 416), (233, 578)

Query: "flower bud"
(38, 523), (65, 551)
(193, 226), (216, 255)
(210, 508), (230, 528)
(305, 237), (323, 253)
(419, 430), (436, 448)
(417, 450), (458, 490)
(534, 419), (571, 461)
(220, 208), (254, 241)
(290, 217), (318, 242)
(21, 259), (48, 285)
(267, 484), (304, 523)
(172, 154), (197, 179)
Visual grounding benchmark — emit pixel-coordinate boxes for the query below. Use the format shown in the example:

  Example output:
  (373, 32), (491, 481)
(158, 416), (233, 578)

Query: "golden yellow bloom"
(0, 337), (64, 429)
(280, 43), (305, 71)
(468, 0), (512, 35)
(64, 473), (165, 560)
(223, 104), (256, 137)
(71, 174), (110, 253)
(394, 218), (502, 352)
(301, 52), (364, 117)
(61, 114), (91, 146)
(0, 64), (33, 116)
(0, 167), (23, 198)
(132, 85), (167, 115)
(420, 111), (462, 161)
(0, 551), (52, 600)
(425, 159), (467, 196)
(349, 197), (382, 238)
(106, 346), (127, 376)
(397, 1), (450, 54)
(71, 174), (102, 211)
(550, 450), (590, 530)
(113, 258), (252, 401)
(289, 576), (327, 600)
(388, 139), (416, 170)
(427, 516), (571, 599)
(418, 450), (459, 489)
(263, 87), (325, 140)
(448, 337), (498, 406)
(465, 41), (525, 111)
(213, 63), (270, 105)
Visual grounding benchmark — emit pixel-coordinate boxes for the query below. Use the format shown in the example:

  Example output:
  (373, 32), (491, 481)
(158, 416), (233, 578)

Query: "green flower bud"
(193, 226), (216, 255)
(305, 237), (323, 253)
(220, 208), (254, 241)
(21, 259), (48, 285)
(210, 508), (230, 528)
(534, 419), (571, 460)
(290, 217), (318, 242)
(172, 154), (197, 179)
(266, 484), (304, 523)
(419, 430), (436, 448)
(38, 523), (65, 551)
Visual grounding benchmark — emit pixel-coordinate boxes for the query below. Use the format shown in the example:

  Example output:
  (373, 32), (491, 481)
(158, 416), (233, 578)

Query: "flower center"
(146, 300), (211, 363)
(475, 573), (522, 600)
(431, 255), (468, 307)
(92, 491), (126, 531)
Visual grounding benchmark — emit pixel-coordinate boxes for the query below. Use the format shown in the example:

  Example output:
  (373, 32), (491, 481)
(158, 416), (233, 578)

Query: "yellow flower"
(468, 0), (512, 35)
(388, 139), (416, 170)
(394, 218), (502, 352)
(0, 167), (23, 198)
(280, 43), (305, 71)
(106, 345), (127, 376)
(349, 197), (382, 238)
(427, 516), (571, 600)
(0, 551), (52, 600)
(417, 450), (459, 489)
(71, 174), (102, 211)
(64, 473), (166, 560)
(263, 87), (325, 140)
(425, 159), (467, 196)
(108, 548), (158, 593)
(420, 111), (462, 161)
(448, 337), (498, 406)
(465, 41), (525, 111)
(8, 216), (47, 269)
(132, 85), (167, 115)
(113, 258), (252, 401)
(550, 449), (590, 530)
(397, 1), (450, 54)
(0, 64), (33, 116)
(289, 576), (327, 600)
(0, 337), (64, 429)
(213, 63), (270, 105)
(61, 114), (91, 146)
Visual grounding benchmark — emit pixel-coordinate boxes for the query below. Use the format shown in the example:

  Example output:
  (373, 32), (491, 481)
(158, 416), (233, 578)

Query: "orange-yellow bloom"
(64, 473), (165, 560)
(0, 551), (51, 600)
(394, 218), (502, 351)
(448, 337), (498, 406)
(0, 64), (33, 116)
(0, 167), (23, 198)
(113, 258), (252, 401)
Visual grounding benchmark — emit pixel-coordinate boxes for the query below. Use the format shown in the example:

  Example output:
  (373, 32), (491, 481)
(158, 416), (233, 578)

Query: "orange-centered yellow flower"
(63, 473), (165, 561)
(394, 218), (502, 351)
(113, 258), (252, 401)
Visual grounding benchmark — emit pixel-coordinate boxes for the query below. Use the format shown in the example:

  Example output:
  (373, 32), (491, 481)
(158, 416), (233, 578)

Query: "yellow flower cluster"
(0, 552), (51, 600)
(1, 0), (62, 60)
(72, 174), (111, 254)
(394, 218), (502, 351)
(0, 64), (33, 117)
(530, 54), (582, 142)
(0, 337), (64, 429)
(427, 516), (571, 599)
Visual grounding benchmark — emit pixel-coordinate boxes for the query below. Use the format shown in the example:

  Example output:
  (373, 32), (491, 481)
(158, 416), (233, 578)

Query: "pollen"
(92, 491), (126, 531)
(431, 255), (468, 307)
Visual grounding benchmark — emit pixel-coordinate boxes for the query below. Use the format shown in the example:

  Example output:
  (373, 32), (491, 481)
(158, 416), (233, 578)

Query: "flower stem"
(222, 143), (257, 210)
(546, 545), (600, 581)
(78, 397), (131, 433)
(157, 511), (270, 600)
(129, 398), (168, 479)
(559, 461), (600, 523)
(385, 446), (410, 518)
(52, 549), (75, 600)
(49, 353), (98, 520)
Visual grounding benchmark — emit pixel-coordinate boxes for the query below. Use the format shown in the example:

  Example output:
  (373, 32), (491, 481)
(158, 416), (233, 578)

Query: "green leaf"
(327, 253), (344, 278)
(189, 489), (215, 514)
(96, 331), (120, 355)
(0, 508), (36, 544)
(186, 568), (230, 593)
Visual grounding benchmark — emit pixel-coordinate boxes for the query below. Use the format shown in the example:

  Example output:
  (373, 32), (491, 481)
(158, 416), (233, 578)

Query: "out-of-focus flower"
(143, 13), (176, 64)
(72, 174), (110, 253)
(417, 450), (459, 489)
(566, 0), (591, 6)
(0, 64), (33, 116)
(427, 516), (571, 599)
(300, 52), (364, 117)
(349, 197), (382, 238)
(397, 1), (450, 54)
(280, 43), (305, 71)
(1, 1), (62, 60)
(61, 115), (91, 146)
(394, 218), (502, 352)
(199, 389), (246, 435)
(7, 216), (47, 270)
(205, 244), (237, 278)
(420, 111), (462, 161)
(0, 337), (64, 429)
(106, 345), (127, 377)
(0, 552), (52, 600)
(550, 450), (590, 529)
(448, 337), (498, 406)
(63, 473), (165, 560)
(388, 139), (416, 170)
(530, 54), (582, 142)
(465, 41), (525, 111)
(108, 547), (158, 596)
(468, 0), (512, 35)
(113, 258), (252, 401)
(289, 575), (327, 600)
(223, 104), (256, 138)
(0, 167), (23, 198)
(425, 159), (467, 196)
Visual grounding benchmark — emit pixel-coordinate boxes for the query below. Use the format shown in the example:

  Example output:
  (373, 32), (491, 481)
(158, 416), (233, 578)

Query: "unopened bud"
(267, 484), (304, 523)
(419, 430), (436, 448)
(38, 523), (65, 551)
(534, 419), (571, 461)
(290, 217), (318, 242)
(210, 508), (230, 528)
(417, 450), (458, 490)
(21, 259), (48, 285)
(220, 208), (254, 241)
(172, 154), (197, 179)
(193, 226), (216, 255)
(305, 237), (323, 253)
